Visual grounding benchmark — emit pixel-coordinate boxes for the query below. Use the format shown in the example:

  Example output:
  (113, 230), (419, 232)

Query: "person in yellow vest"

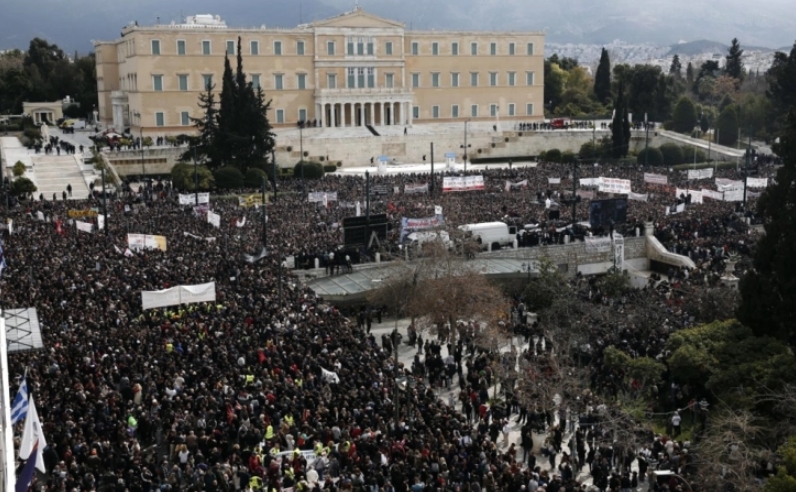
(165, 342), (174, 353)
(284, 413), (294, 428)
(314, 441), (324, 456)
(246, 375), (255, 385)
(295, 378), (303, 388)
(269, 443), (280, 456)
(248, 476), (263, 490)
(264, 424), (274, 441)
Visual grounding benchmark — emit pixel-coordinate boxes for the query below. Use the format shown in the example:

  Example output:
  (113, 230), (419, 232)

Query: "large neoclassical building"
(94, 7), (545, 135)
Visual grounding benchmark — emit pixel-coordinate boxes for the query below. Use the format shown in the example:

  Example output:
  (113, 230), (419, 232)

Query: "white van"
(458, 222), (518, 251)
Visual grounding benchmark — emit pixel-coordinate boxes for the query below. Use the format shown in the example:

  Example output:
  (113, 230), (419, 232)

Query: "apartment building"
(94, 8), (544, 135)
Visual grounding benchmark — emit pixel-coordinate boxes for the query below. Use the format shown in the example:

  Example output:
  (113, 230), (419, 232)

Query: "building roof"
(310, 7), (405, 29)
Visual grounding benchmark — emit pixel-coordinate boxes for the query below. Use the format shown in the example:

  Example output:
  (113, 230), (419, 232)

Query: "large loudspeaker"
(589, 198), (628, 229)
(342, 214), (389, 246)
(548, 209), (560, 220)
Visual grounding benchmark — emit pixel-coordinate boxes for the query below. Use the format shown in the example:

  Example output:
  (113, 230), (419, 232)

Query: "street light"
(644, 113), (650, 167)
(460, 120), (471, 173)
(139, 127), (146, 178)
(299, 121), (305, 180)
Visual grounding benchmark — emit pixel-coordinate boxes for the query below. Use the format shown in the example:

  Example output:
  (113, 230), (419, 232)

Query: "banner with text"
(308, 192), (338, 203)
(207, 210), (221, 228)
(141, 282), (216, 310)
(179, 193), (210, 205)
(75, 220), (93, 233)
(400, 215), (445, 242)
(598, 177), (632, 194)
(505, 179), (528, 192)
(715, 178), (744, 192)
(404, 183), (429, 194)
(442, 175), (485, 192)
(701, 189), (724, 200)
(628, 192), (649, 202)
(579, 177), (601, 187)
(676, 188), (703, 204)
(643, 173), (668, 185)
(548, 177), (561, 185)
(238, 195), (263, 208)
(127, 234), (168, 252)
(687, 168), (714, 180)
(746, 177), (768, 188)
(68, 209), (98, 218)
(723, 189), (745, 202)
(585, 236), (612, 253)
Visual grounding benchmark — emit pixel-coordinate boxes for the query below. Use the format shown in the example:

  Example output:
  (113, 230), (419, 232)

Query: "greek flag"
(11, 378), (28, 425)
(0, 239), (7, 276)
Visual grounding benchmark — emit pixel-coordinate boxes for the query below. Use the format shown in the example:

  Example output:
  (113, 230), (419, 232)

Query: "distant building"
(93, 7), (545, 135)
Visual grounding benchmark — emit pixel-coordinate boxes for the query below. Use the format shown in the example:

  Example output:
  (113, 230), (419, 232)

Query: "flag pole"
(0, 314), (17, 492)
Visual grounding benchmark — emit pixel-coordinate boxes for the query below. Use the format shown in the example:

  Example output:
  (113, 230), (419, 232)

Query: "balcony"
(314, 87), (412, 102)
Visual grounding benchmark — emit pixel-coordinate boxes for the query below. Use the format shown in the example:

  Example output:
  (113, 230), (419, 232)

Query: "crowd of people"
(2, 155), (779, 492)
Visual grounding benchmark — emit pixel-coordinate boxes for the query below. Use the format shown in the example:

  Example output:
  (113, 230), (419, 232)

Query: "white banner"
(75, 220), (93, 233)
(141, 282), (216, 310)
(504, 179), (528, 192)
(36, 211), (45, 221)
(687, 168), (714, 180)
(746, 177), (768, 188)
(321, 368), (340, 384)
(723, 189), (745, 202)
(97, 215), (105, 230)
(236, 217), (246, 228)
(179, 193), (210, 205)
(127, 234), (168, 252)
(675, 188), (703, 204)
(579, 177), (602, 187)
(576, 189), (594, 200)
(628, 192), (649, 202)
(434, 205), (443, 216)
(598, 177), (632, 194)
(308, 192), (338, 203)
(207, 211), (221, 228)
(183, 231), (216, 242)
(442, 176), (485, 192)
(548, 177), (561, 185)
(643, 173), (668, 185)
(404, 183), (429, 194)
(585, 236), (612, 253)
(701, 189), (725, 200)
(715, 178), (744, 192)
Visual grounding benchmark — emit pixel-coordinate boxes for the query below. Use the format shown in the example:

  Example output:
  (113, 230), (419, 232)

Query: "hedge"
(213, 167), (245, 189)
(470, 155), (539, 164)
(244, 168), (267, 188)
(545, 149), (562, 163)
(659, 143), (685, 166)
(294, 161), (325, 179)
(636, 147), (664, 166)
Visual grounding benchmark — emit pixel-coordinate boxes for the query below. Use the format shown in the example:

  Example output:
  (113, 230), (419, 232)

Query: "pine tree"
(686, 62), (694, 86)
(216, 54), (237, 168)
(669, 54), (682, 78)
(594, 48), (612, 104)
(622, 100), (631, 157)
(184, 83), (219, 166)
(738, 109), (796, 347)
(611, 81), (628, 158)
(725, 38), (745, 81)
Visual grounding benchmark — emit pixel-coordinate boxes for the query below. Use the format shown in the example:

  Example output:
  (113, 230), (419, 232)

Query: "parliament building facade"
(94, 8), (545, 135)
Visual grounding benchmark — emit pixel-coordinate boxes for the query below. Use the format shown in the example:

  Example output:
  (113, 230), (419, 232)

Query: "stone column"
(407, 102), (413, 126)
(358, 104), (364, 127)
(318, 103), (324, 128)
(333, 103), (339, 127)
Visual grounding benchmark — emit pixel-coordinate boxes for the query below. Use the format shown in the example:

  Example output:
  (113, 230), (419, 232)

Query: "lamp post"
(139, 127), (146, 178)
(101, 165), (108, 236)
(460, 120), (471, 173)
(271, 149), (277, 203)
(299, 122), (305, 181)
(644, 113), (650, 167)
(262, 176), (268, 248)
(193, 144), (199, 205)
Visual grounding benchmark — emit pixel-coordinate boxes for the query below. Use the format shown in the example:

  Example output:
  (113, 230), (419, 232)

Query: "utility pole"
(271, 149), (277, 203)
(743, 129), (752, 206)
(365, 170), (371, 249)
(193, 145), (199, 205)
(572, 160), (577, 224)
(299, 123), (305, 180)
(644, 113), (649, 167)
(139, 127), (146, 178)
(262, 176), (268, 247)
(460, 120), (470, 173)
(101, 166), (108, 236)
(430, 142), (435, 196)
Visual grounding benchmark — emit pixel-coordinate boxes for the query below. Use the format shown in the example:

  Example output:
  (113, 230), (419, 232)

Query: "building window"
(471, 42), (478, 55)
(297, 40), (305, 55)
(177, 40), (186, 55)
(526, 71), (535, 86)
(251, 40), (259, 55)
(274, 41), (282, 55)
(367, 41), (374, 55)
(412, 73), (420, 88)
(385, 73), (394, 88)
(348, 68), (355, 88)
(202, 74), (213, 90)
(413, 106), (419, 119)
(526, 103), (534, 116)
(347, 38), (354, 55)
(411, 42), (419, 55)
(490, 42), (497, 55)
(357, 39), (364, 55)
(431, 72), (440, 87)
(432, 42), (439, 55)
(367, 68), (374, 88)
(357, 68), (365, 88)
(178, 74), (188, 91)
(227, 40), (235, 55)
(508, 72), (516, 86)
(299, 108), (307, 122)
(527, 42), (534, 55)
(452, 42), (459, 55)
(490, 104), (498, 117)
(432, 106), (440, 118)
(452, 105), (459, 118)
(181, 111), (190, 126)
(327, 41), (335, 55)
(251, 74), (261, 89)
(470, 72), (478, 87)
(509, 43), (515, 55)
(385, 41), (393, 55)
(276, 109), (285, 124)
(489, 72), (498, 86)
(152, 75), (163, 92)
(297, 73), (307, 90)
(508, 103), (516, 116)
(275, 74), (284, 90)
(327, 73), (337, 89)
(155, 112), (164, 127)
(151, 40), (161, 55)
(471, 104), (478, 117)
(451, 72), (460, 87)
(202, 40), (211, 55)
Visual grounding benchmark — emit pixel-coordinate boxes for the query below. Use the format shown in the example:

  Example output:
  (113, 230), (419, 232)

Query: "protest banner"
(141, 282), (216, 310)
(598, 177), (632, 194)
(504, 180), (528, 192)
(687, 168), (713, 180)
(179, 193), (210, 205)
(308, 192), (338, 203)
(643, 173), (668, 185)
(238, 195), (264, 207)
(68, 209), (98, 218)
(404, 183), (429, 194)
(442, 176), (485, 192)
(746, 177), (768, 188)
(127, 234), (168, 252)
(207, 211), (221, 228)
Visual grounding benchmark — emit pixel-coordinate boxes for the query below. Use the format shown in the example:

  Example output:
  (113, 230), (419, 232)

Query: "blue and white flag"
(19, 395), (47, 473)
(10, 378), (28, 425)
(0, 239), (7, 276)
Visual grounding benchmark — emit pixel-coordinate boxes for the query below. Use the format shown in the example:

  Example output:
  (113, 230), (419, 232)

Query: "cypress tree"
(725, 38), (745, 81)
(669, 54), (682, 79)
(594, 48), (612, 104)
(611, 81), (627, 158)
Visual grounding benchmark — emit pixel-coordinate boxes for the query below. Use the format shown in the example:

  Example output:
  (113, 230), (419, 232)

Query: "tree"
(636, 147), (663, 166)
(544, 61), (567, 113)
(672, 96), (698, 134)
(170, 163), (215, 191)
(611, 81), (629, 158)
(659, 143), (685, 166)
(726, 38), (745, 81)
(185, 83), (219, 167)
(293, 161), (325, 179)
(686, 61), (695, 86)
(12, 161), (25, 177)
(669, 54), (682, 78)
(594, 48), (612, 104)
(715, 103), (740, 146)
(767, 42), (796, 137)
(213, 166), (245, 189)
(738, 110), (796, 347)
(10, 177), (36, 197)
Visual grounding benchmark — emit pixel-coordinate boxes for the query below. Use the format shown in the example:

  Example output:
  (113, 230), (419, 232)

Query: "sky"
(1, 0), (794, 54)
